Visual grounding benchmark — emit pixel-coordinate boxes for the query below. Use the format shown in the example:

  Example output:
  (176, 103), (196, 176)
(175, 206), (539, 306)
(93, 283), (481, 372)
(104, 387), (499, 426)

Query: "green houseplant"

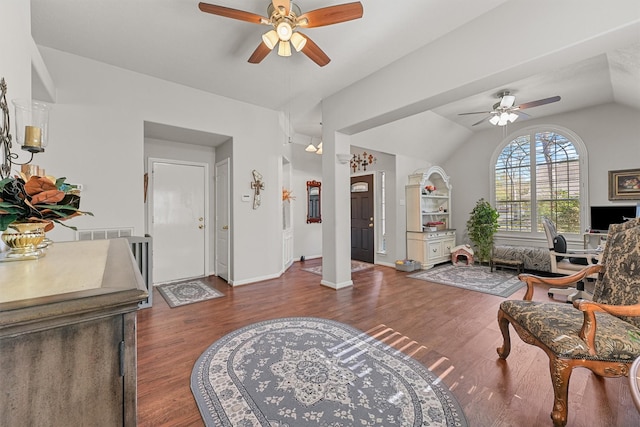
(466, 198), (499, 263)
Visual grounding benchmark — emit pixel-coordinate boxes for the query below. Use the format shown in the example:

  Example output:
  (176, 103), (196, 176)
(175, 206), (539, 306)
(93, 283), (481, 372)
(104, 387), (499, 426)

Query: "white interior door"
(215, 159), (230, 282)
(151, 161), (207, 283)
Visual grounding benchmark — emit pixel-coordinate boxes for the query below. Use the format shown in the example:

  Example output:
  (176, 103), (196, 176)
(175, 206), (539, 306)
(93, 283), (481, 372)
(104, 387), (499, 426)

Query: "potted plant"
(0, 175), (91, 232)
(466, 198), (499, 263)
(0, 174), (92, 258)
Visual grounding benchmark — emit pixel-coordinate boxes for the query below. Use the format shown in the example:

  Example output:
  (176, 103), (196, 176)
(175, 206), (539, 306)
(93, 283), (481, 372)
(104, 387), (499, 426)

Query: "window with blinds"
(495, 130), (582, 234)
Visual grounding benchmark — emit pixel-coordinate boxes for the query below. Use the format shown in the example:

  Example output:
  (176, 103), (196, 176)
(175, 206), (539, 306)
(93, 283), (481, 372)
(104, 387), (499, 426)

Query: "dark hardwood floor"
(137, 260), (640, 426)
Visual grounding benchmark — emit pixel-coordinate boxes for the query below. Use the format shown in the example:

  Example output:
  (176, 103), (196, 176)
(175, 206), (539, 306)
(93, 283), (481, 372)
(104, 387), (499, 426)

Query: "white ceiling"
(31, 0), (640, 143)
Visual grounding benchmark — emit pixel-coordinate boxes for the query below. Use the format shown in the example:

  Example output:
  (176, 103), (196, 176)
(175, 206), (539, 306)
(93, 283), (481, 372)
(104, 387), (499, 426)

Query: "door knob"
(199, 224), (205, 229)
(222, 225), (229, 230)
(199, 217), (203, 221)
(368, 223), (373, 228)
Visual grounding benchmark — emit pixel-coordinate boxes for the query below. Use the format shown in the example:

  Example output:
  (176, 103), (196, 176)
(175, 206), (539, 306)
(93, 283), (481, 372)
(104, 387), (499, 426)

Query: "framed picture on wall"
(608, 168), (640, 200)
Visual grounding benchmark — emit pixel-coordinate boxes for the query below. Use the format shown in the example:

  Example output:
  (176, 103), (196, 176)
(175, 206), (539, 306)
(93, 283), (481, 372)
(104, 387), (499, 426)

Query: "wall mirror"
(306, 180), (321, 223)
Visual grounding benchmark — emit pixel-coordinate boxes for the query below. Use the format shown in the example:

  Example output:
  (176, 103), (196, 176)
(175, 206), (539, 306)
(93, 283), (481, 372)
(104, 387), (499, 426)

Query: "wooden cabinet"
(406, 166), (456, 269)
(0, 239), (148, 426)
(407, 230), (456, 269)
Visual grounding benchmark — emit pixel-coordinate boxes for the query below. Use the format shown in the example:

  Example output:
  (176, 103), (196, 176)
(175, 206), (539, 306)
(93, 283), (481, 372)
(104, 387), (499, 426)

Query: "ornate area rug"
(302, 260), (373, 275)
(157, 280), (224, 308)
(408, 264), (524, 297)
(191, 317), (467, 426)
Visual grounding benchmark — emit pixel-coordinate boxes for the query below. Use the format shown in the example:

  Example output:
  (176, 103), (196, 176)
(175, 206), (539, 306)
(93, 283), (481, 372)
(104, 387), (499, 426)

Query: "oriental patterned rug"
(408, 264), (525, 297)
(157, 280), (224, 308)
(301, 260), (373, 275)
(191, 317), (467, 427)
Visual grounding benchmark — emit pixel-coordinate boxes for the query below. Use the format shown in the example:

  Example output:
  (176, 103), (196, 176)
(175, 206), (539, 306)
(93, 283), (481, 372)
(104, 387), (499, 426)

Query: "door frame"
(215, 158), (230, 282)
(147, 157), (210, 282)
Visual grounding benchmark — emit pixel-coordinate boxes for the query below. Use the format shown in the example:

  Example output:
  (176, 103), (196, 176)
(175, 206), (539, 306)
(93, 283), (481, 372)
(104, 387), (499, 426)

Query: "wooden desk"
(0, 239), (148, 426)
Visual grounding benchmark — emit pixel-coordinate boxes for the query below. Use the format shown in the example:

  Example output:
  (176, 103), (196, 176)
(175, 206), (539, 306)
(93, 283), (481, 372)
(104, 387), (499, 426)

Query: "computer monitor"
(590, 205), (636, 232)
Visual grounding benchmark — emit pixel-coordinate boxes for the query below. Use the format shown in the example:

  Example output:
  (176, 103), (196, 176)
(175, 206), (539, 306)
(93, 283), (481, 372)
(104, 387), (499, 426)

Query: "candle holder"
(12, 99), (50, 153)
(0, 78), (50, 179)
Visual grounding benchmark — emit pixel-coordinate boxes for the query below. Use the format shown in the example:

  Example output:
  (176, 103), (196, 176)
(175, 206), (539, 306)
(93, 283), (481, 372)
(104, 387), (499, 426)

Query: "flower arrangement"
(0, 175), (92, 232)
(282, 188), (296, 202)
(424, 185), (436, 194)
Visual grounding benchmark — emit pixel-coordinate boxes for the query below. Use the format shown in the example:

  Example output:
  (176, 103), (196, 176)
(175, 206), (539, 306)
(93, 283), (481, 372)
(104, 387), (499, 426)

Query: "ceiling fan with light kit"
(198, 0), (364, 66)
(459, 90), (561, 126)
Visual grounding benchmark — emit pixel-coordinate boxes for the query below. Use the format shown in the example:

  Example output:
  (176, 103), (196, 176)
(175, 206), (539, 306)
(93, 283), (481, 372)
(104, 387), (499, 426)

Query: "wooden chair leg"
(496, 309), (512, 359)
(549, 356), (572, 427)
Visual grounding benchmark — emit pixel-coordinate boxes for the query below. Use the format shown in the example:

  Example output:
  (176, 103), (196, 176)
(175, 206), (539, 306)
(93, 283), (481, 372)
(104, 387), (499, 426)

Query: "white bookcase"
(406, 166), (456, 269)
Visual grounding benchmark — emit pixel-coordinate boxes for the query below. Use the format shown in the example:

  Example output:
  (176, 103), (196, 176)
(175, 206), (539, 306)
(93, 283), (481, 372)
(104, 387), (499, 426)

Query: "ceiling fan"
(198, 1), (364, 67)
(459, 90), (561, 126)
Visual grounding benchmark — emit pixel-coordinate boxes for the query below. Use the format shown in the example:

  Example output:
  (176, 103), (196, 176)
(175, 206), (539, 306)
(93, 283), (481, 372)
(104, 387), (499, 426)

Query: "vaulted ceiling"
(31, 1), (640, 143)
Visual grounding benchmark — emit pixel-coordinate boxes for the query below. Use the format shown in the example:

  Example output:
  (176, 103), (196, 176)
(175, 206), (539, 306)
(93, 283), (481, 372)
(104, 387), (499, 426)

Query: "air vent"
(76, 228), (134, 241)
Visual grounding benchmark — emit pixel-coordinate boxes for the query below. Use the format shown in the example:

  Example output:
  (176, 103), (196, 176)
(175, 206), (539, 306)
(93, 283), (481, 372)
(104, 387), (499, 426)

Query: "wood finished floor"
(137, 260), (640, 426)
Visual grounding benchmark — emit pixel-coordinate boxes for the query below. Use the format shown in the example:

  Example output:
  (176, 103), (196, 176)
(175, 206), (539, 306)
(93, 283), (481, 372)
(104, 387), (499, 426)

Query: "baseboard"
(230, 271), (282, 287)
(320, 279), (354, 289)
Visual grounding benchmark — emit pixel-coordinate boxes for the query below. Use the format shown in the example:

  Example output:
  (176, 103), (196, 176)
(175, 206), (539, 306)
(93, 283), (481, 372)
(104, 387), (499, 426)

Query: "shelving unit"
(406, 166), (456, 269)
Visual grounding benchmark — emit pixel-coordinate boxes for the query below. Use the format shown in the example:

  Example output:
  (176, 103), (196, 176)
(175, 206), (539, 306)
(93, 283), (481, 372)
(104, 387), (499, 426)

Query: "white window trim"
(489, 124), (590, 241)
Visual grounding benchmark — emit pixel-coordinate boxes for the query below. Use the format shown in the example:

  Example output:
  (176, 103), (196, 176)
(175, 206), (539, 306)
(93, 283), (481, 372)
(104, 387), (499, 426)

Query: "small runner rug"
(408, 263), (524, 297)
(302, 260), (373, 275)
(157, 280), (224, 308)
(191, 317), (467, 427)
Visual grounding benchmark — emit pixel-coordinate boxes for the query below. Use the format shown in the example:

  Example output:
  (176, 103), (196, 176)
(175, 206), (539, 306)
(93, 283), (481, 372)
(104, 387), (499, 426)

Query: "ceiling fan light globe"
(316, 146), (323, 154)
(276, 21), (293, 41)
(305, 143), (317, 152)
(508, 112), (518, 123)
(500, 95), (516, 108)
(290, 32), (306, 51)
(262, 30), (279, 49)
(489, 115), (500, 125)
(278, 40), (292, 56)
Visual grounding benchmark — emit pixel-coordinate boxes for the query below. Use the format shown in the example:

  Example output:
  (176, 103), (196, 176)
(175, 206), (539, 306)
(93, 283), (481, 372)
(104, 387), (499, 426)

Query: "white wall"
(36, 47), (285, 285)
(292, 143), (322, 260)
(443, 103), (640, 247)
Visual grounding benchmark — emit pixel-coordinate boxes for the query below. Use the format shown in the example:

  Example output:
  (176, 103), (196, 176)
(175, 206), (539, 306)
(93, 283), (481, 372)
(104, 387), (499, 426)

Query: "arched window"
(493, 127), (588, 235)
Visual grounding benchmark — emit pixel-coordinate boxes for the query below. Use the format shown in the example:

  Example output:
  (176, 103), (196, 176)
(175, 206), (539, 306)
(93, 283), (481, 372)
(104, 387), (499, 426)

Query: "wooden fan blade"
(298, 33), (330, 66)
(298, 2), (363, 28)
(248, 42), (272, 64)
(472, 115), (492, 126)
(458, 111), (492, 116)
(272, 0), (290, 16)
(517, 95), (561, 110)
(198, 2), (265, 24)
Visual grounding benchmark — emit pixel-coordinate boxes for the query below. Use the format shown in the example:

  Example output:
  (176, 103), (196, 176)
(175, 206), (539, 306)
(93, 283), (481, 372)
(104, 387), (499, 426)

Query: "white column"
(320, 131), (353, 289)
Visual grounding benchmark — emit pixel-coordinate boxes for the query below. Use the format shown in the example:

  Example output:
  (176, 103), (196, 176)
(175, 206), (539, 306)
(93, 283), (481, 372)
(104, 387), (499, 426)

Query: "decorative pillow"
(553, 234), (567, 261)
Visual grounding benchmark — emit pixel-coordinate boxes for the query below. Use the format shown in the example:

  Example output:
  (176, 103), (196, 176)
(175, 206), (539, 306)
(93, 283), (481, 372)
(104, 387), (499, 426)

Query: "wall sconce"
(336, 153), (351, 164)
(0, 78), (50, 179)
(350, 151), (377, 173)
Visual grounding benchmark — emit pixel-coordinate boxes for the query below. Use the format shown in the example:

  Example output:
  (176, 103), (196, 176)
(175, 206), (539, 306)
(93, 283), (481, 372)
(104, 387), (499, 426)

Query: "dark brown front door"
(351, 174), (374, 263)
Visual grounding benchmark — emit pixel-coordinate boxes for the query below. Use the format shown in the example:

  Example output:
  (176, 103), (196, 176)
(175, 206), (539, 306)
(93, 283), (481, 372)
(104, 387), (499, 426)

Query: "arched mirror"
(306, 180), (321, 223)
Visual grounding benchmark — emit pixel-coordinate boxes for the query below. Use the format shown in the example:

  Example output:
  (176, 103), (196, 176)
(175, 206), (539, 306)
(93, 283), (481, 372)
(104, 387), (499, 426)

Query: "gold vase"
(1, 222), (46, 259)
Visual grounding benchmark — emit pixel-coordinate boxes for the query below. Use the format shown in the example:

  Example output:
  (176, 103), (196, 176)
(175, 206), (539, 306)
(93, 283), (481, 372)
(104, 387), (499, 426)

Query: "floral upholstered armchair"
(496, 217), (640, 426)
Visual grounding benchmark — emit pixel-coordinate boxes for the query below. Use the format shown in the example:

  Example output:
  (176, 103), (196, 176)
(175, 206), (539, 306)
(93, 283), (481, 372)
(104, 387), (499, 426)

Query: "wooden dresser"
(0, 238), (148, 426)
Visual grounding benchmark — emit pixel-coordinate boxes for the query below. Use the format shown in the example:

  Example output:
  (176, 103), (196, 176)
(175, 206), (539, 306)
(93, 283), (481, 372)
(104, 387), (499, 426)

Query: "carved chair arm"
(573, 300), (640, 356)
(517, 264), (603, 300)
